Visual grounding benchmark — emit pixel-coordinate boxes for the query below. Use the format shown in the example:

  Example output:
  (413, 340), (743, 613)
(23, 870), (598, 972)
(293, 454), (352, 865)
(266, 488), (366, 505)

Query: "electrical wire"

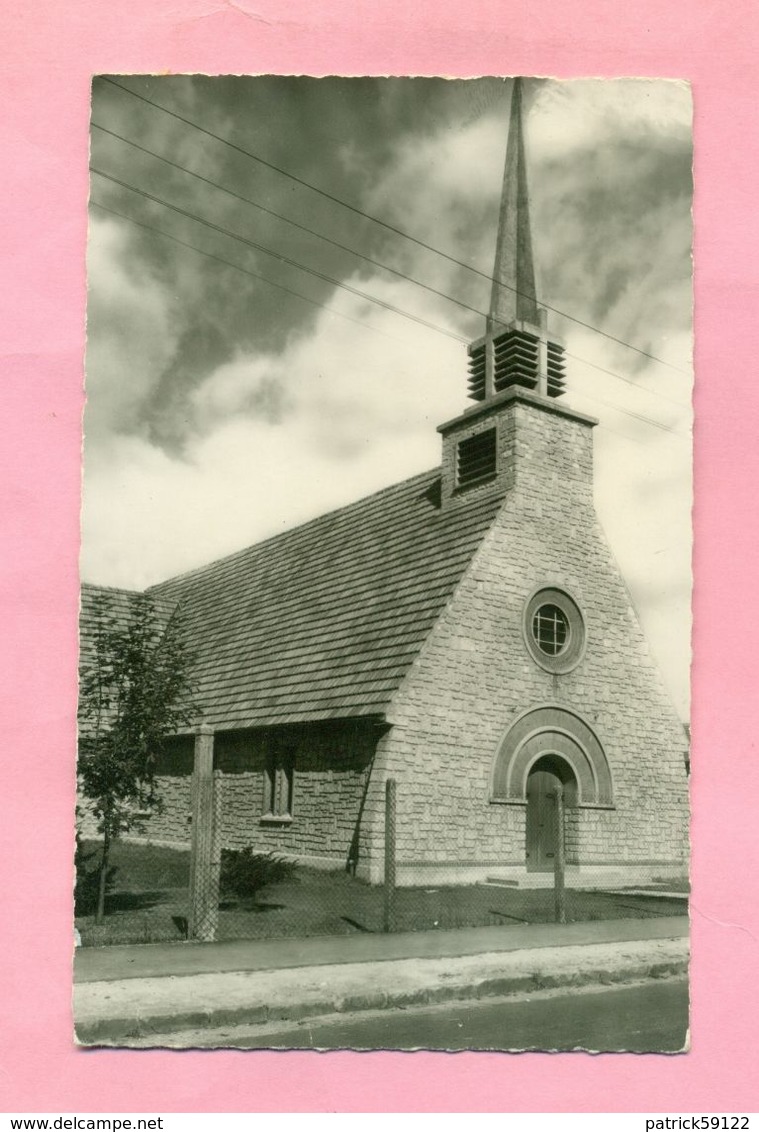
(574, 388), (690, 439)
(89, 198), (401, 342)
(89, 165), (697, 434)
(100, 75), (690, 376)
(564, 351), (689, 409)
(91, 121), (485, 321)
(90, 126), (691, 411)
(91, 168), (691, 437)
(90, 166), (469, 344)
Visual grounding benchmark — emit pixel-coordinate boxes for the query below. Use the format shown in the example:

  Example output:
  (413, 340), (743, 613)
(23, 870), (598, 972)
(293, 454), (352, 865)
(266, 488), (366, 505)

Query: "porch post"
(189, 724), (218, 941)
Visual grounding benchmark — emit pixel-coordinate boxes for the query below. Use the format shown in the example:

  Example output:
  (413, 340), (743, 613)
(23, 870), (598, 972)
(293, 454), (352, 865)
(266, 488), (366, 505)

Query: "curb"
(75, 956), (688, 1045)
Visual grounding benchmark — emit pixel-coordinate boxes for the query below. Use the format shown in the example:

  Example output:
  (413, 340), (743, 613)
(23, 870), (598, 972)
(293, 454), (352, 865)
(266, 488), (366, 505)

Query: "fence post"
(553, 783), (566, 925)
(189, 724), (218, 941)
(383, 778), (397, 933)
(208, 768), (223, 939)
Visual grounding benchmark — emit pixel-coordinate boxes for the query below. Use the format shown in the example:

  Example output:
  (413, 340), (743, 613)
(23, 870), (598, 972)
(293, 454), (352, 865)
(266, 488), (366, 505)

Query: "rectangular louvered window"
(456, 428), (497, 489)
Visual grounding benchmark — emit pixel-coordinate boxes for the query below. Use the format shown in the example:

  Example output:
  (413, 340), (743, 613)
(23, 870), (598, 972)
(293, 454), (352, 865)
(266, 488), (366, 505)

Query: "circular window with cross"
(523, 587), (586, 674)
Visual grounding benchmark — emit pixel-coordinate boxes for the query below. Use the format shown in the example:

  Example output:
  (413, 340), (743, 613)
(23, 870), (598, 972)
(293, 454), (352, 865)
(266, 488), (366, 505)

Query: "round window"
(523, 587), (586, 673)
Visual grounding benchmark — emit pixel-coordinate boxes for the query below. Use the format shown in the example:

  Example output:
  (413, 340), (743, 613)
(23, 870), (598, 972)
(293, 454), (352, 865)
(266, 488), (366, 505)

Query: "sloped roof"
(79, 584), (178, 670)
(143, 469), (505, 730)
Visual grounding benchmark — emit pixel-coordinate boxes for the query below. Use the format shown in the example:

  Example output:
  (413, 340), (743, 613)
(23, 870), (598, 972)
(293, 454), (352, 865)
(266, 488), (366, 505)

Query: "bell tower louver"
(467, 78), (566, 402)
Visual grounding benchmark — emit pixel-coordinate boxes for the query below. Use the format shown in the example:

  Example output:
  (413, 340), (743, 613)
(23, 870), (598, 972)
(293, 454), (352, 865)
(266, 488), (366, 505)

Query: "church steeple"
(489, 77), (539, 328)
(467, 78), (566, 402)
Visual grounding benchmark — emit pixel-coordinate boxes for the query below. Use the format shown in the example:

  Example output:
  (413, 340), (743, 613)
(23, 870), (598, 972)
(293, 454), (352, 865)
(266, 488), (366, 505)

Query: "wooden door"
(526, 769), (561, 872)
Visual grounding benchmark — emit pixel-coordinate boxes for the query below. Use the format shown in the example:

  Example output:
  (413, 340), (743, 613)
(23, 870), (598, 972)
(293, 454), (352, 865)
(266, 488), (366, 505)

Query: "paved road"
(179, 976), (688, 1051)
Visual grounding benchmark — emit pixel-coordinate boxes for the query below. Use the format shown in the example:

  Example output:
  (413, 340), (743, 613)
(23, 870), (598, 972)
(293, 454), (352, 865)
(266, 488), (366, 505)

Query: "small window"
(532, 604), (569, 655)
(457, 428), (497, 488)
(263, 748), (294, 819)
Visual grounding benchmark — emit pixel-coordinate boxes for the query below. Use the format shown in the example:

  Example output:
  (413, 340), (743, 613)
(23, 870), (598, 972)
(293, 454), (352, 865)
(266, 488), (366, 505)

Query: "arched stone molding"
(490, 705), (614, 807)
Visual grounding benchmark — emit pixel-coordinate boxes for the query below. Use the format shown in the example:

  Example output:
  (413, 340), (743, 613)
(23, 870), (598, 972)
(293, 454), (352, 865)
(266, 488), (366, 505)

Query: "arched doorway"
(525, 754), (577, 872)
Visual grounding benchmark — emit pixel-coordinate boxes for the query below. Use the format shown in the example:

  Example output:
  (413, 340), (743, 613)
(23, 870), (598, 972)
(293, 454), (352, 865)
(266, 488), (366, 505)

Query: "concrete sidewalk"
(75, 915), (687, 982)
(74, 916), (688, 1046)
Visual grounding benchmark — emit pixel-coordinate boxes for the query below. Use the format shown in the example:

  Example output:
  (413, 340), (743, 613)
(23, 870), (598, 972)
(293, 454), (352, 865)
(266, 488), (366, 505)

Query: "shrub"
(219, 848), (297, 901)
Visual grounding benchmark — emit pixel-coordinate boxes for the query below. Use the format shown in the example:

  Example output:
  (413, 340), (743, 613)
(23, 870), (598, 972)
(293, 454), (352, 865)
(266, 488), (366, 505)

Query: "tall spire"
(466, 77), (566, 404)
(489, 77), (539, 328)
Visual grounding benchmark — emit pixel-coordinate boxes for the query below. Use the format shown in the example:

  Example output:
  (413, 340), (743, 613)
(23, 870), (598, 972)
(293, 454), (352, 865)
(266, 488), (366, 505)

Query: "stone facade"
(213, 722), (378, 867)
(355, 394), (689, 885)
(118, 721), (380, 870)
(86, 394), (688, 889)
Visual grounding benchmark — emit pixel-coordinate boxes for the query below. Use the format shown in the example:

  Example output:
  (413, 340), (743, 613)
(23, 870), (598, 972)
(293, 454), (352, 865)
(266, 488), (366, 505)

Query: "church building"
(80, 80), (689, 887)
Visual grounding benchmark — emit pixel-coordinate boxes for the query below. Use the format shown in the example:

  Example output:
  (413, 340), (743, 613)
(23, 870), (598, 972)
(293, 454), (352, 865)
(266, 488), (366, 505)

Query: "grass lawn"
(75, 840), (689, 948)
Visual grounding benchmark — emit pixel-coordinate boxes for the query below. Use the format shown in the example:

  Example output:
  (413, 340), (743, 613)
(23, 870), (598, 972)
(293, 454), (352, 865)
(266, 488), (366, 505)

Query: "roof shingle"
(144, 469), (505, 729)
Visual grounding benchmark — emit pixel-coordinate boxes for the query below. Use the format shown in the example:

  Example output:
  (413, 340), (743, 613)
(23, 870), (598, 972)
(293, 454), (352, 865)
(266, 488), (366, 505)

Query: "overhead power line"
(90, 166), (469, 344)
(89, 199), (401, 342)
(91, 125), (690, 412)
(100, 76), (690, 377)
(564, 350), (689, 410)
(90, 167), (690, 434)
(575, 389), (690, 439)
(91, 121), (485, 322)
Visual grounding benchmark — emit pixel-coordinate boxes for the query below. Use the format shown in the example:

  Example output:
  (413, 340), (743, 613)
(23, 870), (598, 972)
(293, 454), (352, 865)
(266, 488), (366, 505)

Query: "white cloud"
(84, 215), (184, 448)
(82, 79), (693, 717)
(82, 278), (467, 587)
(530, 79), (692, 160)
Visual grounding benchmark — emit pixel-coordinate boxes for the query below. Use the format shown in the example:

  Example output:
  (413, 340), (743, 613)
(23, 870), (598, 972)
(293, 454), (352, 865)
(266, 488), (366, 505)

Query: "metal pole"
(189, 724), (216, 941)
(383, 778), (397, 933)
(553, 783), (566, 925)
(206, 768), (223, 942)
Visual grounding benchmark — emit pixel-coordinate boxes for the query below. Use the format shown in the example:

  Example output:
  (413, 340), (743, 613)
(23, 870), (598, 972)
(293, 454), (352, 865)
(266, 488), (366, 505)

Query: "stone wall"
(358, 397), (689, 884)
(147, 774), (193, 845)
(76, 736), (195, 849)
(213, 722), (378, 867)
(108, 721), (380, 867)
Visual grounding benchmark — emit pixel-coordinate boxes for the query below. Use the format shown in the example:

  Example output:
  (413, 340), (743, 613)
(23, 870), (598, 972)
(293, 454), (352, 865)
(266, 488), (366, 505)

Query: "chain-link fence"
(75, 774), (688, 948)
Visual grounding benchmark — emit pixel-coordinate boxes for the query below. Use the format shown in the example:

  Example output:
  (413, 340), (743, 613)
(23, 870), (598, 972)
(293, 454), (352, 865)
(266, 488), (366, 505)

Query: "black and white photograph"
(74, 75), (692, 1051)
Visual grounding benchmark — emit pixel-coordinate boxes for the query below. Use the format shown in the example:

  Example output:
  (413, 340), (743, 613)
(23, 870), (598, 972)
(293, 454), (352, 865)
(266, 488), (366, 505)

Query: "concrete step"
(483, 872), (681, 891)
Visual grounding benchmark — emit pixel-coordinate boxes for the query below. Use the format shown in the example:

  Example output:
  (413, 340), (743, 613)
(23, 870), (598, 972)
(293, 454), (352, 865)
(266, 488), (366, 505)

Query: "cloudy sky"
(83, 76), (693, 717)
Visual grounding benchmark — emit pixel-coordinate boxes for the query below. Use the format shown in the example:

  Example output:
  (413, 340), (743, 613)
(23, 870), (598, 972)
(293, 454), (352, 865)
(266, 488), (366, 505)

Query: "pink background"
(2, 0), (757, 1112)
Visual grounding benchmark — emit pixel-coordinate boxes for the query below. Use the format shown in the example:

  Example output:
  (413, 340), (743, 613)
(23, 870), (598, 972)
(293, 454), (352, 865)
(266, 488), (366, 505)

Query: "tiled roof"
(79, 584), (178, 664)
(144, 469), (505, 730)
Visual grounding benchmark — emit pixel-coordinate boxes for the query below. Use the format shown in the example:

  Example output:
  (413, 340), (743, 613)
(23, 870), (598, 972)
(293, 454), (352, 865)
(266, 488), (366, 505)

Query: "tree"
(78, 591), (197, 921)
